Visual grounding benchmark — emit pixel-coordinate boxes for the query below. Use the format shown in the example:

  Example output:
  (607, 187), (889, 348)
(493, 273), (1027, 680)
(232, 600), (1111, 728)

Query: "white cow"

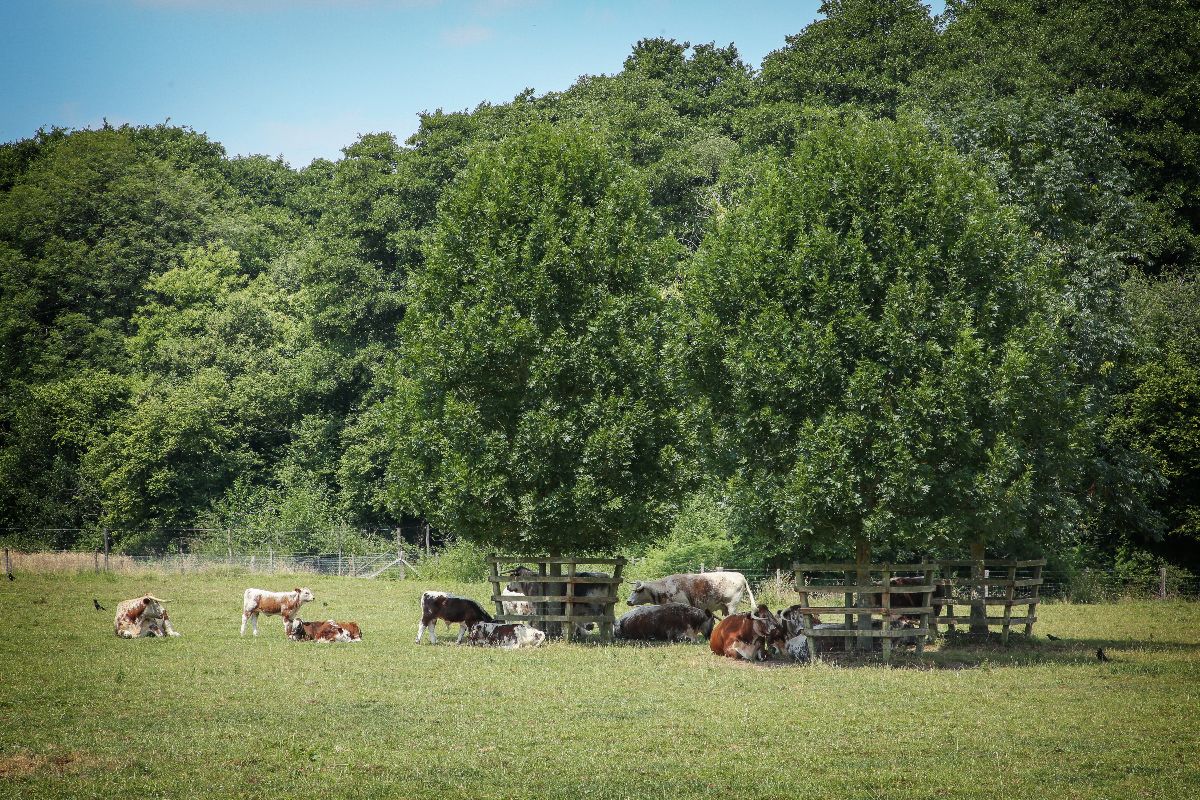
(240, 587), (314, 636)
(625, 571), (756, 616)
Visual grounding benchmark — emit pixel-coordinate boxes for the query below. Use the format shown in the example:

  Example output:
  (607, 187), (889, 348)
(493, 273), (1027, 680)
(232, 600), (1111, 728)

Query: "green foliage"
(416, 538), (491, 583)
(685, 115), (1080, 560)
(758, 0), (939, 118)
(626, 492), (736, 582)
(387, 123), (684, 554)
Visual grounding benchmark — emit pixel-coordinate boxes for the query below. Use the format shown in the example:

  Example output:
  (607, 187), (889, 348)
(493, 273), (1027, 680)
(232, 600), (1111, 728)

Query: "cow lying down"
(709, 605), (786, 661)
(287, 618), (362, 643)
(466, 621), (546, 649)
(114, 595), (181, 638)
(615, 603), (714, 643)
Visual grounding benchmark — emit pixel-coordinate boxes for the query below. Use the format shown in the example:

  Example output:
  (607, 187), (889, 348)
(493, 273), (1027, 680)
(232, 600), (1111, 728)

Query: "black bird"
(6, 572), (12, 581)
(1096, 647), (1110, 662)
(93, 599), (106, 611)
(1046, 633), (1061, 641)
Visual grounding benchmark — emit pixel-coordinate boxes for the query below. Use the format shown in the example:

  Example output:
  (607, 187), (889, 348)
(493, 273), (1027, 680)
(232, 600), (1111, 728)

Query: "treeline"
(1, 0), (1196, 574)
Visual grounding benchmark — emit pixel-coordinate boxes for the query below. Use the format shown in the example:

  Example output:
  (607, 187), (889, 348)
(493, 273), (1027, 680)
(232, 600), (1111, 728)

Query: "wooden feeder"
(487, 555), (626, 643)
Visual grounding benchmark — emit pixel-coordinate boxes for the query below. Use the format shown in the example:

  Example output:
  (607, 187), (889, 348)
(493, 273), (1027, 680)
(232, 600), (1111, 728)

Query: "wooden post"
(424, 522), (431, 558)
(565, 560), (577, 643)
(489, 556), (504, 619)
(843, 565), (855, 652)
(1160, 565), (1168, 599)
(350, 553), (355, 577)
(103, 529), (110, 572)
(604, 558), (625, 643)
(919, 562), (934, 654)
(225, 528), (232, 567)
(395, 528), (405, 581)
(269, 546), (274, 573)
(1002, 564), (1017, 644)
(338, 538), (343, 577)
(881, 565), (892, 661)
(969, 540), (987, 634)
(94, 551), (99, 573)
(856, 539), (871, 652)
(1025, 562), (1043, 637)
(548, 555), (563, 639)
(3, 548), (10, 577)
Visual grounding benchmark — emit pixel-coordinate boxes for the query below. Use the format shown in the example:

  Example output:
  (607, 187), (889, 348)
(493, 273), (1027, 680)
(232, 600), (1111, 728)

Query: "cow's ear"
(633, 581), (643, 590)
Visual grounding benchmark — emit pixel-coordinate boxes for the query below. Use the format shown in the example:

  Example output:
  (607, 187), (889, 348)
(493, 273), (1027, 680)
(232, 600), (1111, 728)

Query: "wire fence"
(2, 545), (1197, 601)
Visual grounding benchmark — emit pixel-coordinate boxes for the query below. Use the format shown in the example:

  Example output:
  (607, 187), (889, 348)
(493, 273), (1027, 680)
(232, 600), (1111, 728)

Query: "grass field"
(2, 572), (1198, 799)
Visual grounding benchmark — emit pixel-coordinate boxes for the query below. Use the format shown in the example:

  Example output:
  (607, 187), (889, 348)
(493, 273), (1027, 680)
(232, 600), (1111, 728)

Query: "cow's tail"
(743, 576), (756, 611)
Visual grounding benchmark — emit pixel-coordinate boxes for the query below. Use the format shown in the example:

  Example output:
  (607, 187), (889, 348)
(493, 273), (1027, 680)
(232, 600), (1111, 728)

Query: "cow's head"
(625, 581), (656, 606)
(698, 610), (716, 639)
(515, 625), (546, 648)
(141, 595), (167, 620)
(749, 606), (786, 655)
(286, 618), (307, 640)
(505, 566), (535, 594)
(295, 588), (315, 603)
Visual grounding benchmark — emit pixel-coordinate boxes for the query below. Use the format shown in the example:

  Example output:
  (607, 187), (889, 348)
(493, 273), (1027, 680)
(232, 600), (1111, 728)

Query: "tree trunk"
(856, 538), (872, 652)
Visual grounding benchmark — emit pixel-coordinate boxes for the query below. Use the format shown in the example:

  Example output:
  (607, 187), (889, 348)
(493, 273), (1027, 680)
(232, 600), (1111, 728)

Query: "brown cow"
(241, 587), (315, 636)
(708, 605), (785, 661)
(287, 618), (360, 643)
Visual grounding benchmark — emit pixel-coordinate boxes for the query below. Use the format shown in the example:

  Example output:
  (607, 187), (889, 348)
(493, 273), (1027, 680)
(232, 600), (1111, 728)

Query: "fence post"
(396, 528), (406, 581)
(94, 551), (99, 573)
(226, 528), (232, 567)
(969, 540), (987, 634)
(700, 563), (704, 573)
(103, 529), (110, 572)
(269, 546), (274, 573)
(3, 548), (10, 577)
(424, 521), (431, 558)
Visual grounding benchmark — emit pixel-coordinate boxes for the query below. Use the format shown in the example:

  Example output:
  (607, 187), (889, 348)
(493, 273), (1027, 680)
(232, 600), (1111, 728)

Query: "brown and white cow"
(114, 595), (181, 638)
(241, 587), (315, 636)
(287, 618), (361, 643)
(626, 571), (756, 617)
(708, 605), (785, 661)
(416, 591), (493, 644)
(466, 621), (546, 649)
(614, 603), (715, 643)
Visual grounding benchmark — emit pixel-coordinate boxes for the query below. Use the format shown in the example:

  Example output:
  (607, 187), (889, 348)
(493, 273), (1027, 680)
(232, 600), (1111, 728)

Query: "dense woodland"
(1, 0), (1197, 577)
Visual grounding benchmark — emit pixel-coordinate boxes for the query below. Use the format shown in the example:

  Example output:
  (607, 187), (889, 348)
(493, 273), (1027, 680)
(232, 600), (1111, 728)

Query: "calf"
(614, 603), (715, 643)
(241, 587), (315, 636)
(500, 588), (534, 617)
(708, 605), (785, 661)
(466, 621), (546, 649)
(114, 595), (181, 638)
(416, 591), (493, 644)
(287, 618), (359, 643)
(626, 571), (755, 617)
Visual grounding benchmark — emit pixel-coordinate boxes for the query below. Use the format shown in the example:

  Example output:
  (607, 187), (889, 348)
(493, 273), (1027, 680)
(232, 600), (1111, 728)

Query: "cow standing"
(708, 605), (785, 661)
(114, 595), (181, 639)
(416, 591), (493, 644)
(241, 587), (315, 636)
(614, 604), (715, 643)
(626, 571), (756, 617)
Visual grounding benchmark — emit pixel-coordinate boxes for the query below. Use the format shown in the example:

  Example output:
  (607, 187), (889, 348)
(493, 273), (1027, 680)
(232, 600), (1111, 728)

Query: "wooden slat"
(494, 614), (610, 624)
(488, 556), (627, 565)
(794, 562), (935, 572)
(794, 583), (938, 594)
(937, 558), (1047, 568)
(491, 595), (619, 604)
(493, 575), (618, 585)
(795, 606), (933, 615)
(802, 628), (929, 638)
(935, 615), (1036, 625)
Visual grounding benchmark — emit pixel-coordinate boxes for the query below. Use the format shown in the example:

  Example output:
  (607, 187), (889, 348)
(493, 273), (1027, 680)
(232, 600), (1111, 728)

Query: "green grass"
(2, 572), (1198, 799)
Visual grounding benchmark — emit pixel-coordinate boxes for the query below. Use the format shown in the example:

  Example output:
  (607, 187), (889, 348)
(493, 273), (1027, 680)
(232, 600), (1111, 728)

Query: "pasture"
(1, 572), (1198, 799)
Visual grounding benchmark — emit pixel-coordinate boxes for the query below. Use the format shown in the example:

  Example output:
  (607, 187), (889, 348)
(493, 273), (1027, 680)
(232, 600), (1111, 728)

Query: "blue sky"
(2, 1), (938, 167)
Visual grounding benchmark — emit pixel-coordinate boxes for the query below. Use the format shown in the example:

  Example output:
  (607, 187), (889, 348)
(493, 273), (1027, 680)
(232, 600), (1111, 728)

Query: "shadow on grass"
(722, 632), (1200, 670)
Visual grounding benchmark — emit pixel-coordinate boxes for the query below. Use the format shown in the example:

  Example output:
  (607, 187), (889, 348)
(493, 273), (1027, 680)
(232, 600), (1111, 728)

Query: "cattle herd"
(110, 569), (932, 662)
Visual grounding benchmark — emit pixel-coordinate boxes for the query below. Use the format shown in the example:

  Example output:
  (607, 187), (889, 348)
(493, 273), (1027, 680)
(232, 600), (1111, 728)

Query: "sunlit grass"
(1, 573), (1198, 799)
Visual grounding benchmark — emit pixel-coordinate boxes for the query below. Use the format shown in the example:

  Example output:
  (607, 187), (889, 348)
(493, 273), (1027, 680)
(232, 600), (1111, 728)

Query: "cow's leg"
(240, 611), (248, 636)
(728, 641), (758, 661)
(251, 612), (260, 636)
(456, 623), (469, 644)
(416, 615), (429, 644)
